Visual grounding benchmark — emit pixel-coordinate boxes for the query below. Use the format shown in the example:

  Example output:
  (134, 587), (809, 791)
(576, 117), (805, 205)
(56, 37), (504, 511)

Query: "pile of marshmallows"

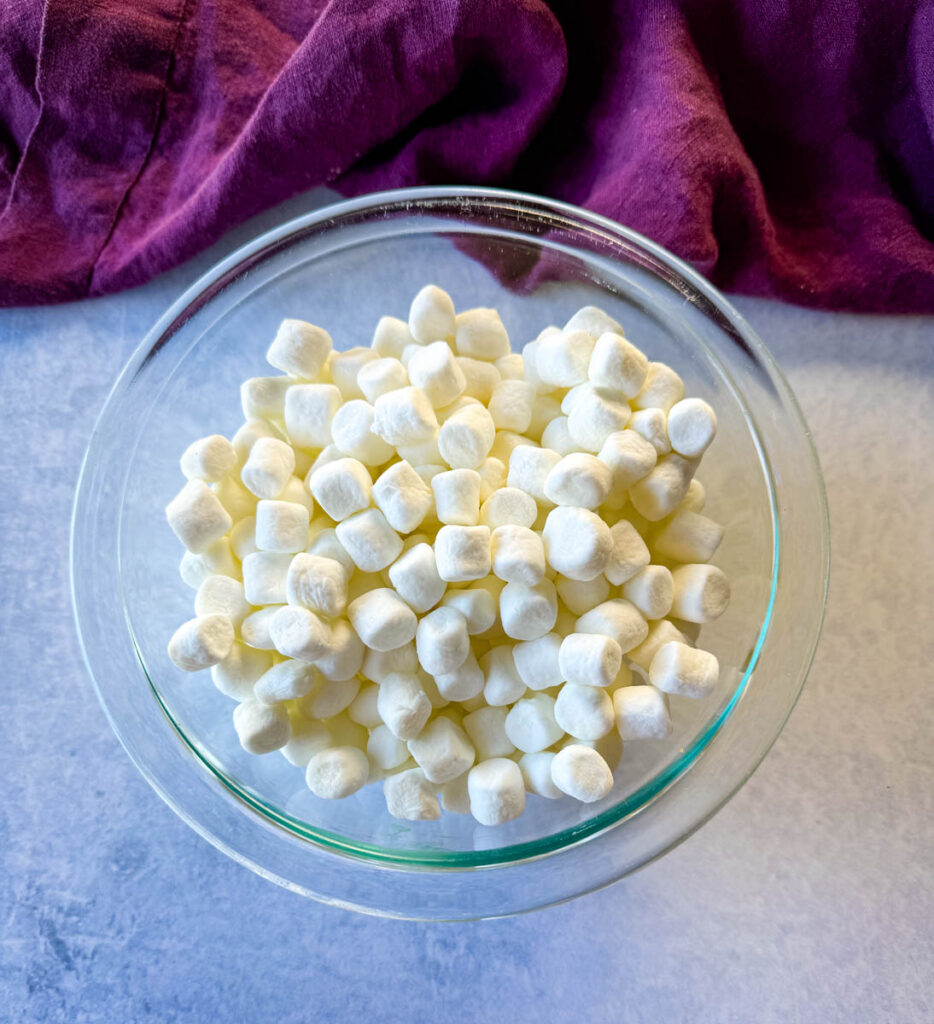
(166, 285), (729, 827)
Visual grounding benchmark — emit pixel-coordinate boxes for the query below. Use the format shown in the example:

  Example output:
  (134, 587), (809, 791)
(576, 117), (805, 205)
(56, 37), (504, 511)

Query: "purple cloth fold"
(0, 0), (932, 311)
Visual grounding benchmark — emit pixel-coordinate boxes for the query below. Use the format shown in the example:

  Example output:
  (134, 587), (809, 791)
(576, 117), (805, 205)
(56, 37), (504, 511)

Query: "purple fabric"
(0, 0), (932, 311)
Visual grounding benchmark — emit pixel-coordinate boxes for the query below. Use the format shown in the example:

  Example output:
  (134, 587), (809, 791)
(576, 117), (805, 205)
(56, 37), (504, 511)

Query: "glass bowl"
(71, 187), (829, 920)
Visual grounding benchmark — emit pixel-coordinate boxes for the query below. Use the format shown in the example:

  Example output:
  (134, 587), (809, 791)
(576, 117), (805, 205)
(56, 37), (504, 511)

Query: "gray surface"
(1, 193), (932, 1023)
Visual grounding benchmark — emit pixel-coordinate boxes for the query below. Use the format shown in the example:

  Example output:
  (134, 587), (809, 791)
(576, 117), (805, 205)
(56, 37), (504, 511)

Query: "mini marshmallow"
(314, 619), (365, 681)
(468, 758), (526, 825)
(349, 683), (382, 728)
(331, 400), (394, 465)
(540, 416), (581, 456)
(550, 744), (614, 802)
(488, 380), (535, 433)
(527, 395), (563, 442)
(564, 305), (624, 338)
(407, 717), (475, 783)
(575, 598), (649, 654)
(335, 508), (402, 572)
(421, 672), (450, 710)
(477, 456), (507, 501)
(490, 430), (534, 464)
(432, 468), (480, 525)
(669, 564), (731, 622)
(491, 525), (545, 586)
(653, 510), (723, 564)
(399, 434), (444, 468)
(567, 386), (631, 452)
(377, 673), (432, 740)
(554, 576), (610, 616)
(284, 383), (342, 449)
(384, 767), (441, 820)
(409, 285), (456, 344)
(254, 659), (316, 703)
(361, 642), (418, 681)
(512, 633), (564, 690)
(301, 676), (360, 719)
(212, 475), (257, 522)
(416, 606), (470, 676)
(544, 453), (612, 509)
(254, 499), (310, 553)
(504, 694), (563, 753)
(614, 686), (672, 740)
(367, 723), (410, 771)
(629, 408), (671, 455)
(240, 437), (295, 500)
(231, 418), (286, 462)
(434, 525), (491, 582)
(372, 315), (414, 359)
(168, 614), (234, 671)
(588, 331), (649, 398)
(535, 329), (595, 387)
(267, 319), (332, 379)
(507, 445), (561, 504)
(286, 554), (348, 618)
(240, 376), (290, 420)
(240, 605), (283, 649)
(372, 386), (439, 446)
(554, 683), (614, 740)
(627, 619), (688, 671)
(499, 579), (558, 642)
(479, 487), (538, 530)
(622, 565), (674, 620)
(388, 543), (446, 613)
(629, 454), (695, 521)
(211, 642), (272, 701)
(681, 478), (706, 513)
(650, 641), (719, 698)
(181, 435), (238, 482)
(667, 397), (717, 458)
(457, 356), (500, 402)
(281, 718), (333, 768)
(633, 362), (685, 413)
(559, 633), (622, 688)
(194, 575), (251, 628)
(348, 589), (417, 651)
(440, 774), (472, 814)
(306, 746), (369, 799)
(357, 357), (409, 403)
(559, 383), (589, 414)
(269, 606), (330, 662)
(434, 650), (485, 701)
(305, 528), (355, 578)
(278, 475), (315, 513)
(437, 402), (496, 469)
(233, 700), (290, 754)
(519, 752), (562, 799)
(308, 458), (372, 522)
(440, 588), (497, 635)
(480, 646), (527, 706)
(454, 307), (510, 360)
(598, 429), (658, 494)
(166, 480), (233, 554)
(242, 551), (292, 605)
(495, 352), (524, 380)
(330, 347), (378, 401)
(605, 520), (651, 585)
(407, 340), (467, 408)
(542, 506), (611, 582)
(371, 460), (433, 534)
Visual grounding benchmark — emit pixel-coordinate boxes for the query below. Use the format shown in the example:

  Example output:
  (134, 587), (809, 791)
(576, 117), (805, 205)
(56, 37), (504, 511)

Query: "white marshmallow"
(301, 675), (360, 719)
(168, 614), (234, 671)
(564, 305), (624, 338)
(166, 479), (233, 554)
(680, 478), (706, 513)
(388, 543), (446, 613)
(542, 506), (611, 581)
(622, 565), (674, 619)
(242, 550), (291, 605)
(308, 458), (372, 522)
(284, 383), (342, 449)
(488, 380), (535, 433)
(535, 329), (595, 387)
(194, 575), (250, 628)
(434, 525), (491, 582)
(371, 460), (433, 534)
(519, 751), (563, 799)
(331, 400), (394, 465)
(507, 445), (561, 504)
(479, 645), (526, 706)
(588, 331), (648, 398)
(349, 683), (382, 728)
(306, 746), (369, 799)
(279, 475), (315, 514)
(416, 606), (470, 676)
(653, 510), (723, 564)
(267, 319), (332, 379)
(367, 723), (410, 771)
(239, 604), (282, 648)
(567, 385), (631, 452)
(231, 418), (286, 462)
(575, 598), (649, 654)
(384, 767), (441, 820)
(629, 454), (695, 521)
(670, 564), (730, 622)
(550, 744), (613, 802)
(463, 705), (515, 759)
(559, 382), (590, 414)
(254, 659), (316, 703)
(479, 487), (538, 530)
(477, 456), (507, 501)
(554, 576), (610, 616)
(605, 520), (651, 585)
(285, 553), (348, 617)
(667, 397), (717, 458)
(521, 335), (549, 393)
(634, 362), (685, 412)
(211, 474), (257, 524)
(372, 386), (439, 447)
(180, 435), (238, 483)
(512, 633), (564, 690)
(269, 606), (330, 662)
(504, 694), (562, 753)
(440, 588), (497, 635)
(614, 686), (671, 739)
(305, 527), (355, 578)
(437, 402), (496, 469)
(348, 589), (417, 651)
(335, 508), (402, 572)
(433, 650), (485, 701)
(468, 758), (525, 825)
(650, 641), (719, 698)
(330, 347), (378, 401)
(372, 315), (414, 359)
(457, 356), (500, 402)
(527, 395), (563, 442)
(254, 499), (310, 553)
(495, 352), (524, 380)
(629, 408), (671, 455)
(432, 468), (480, 525)
(361, 641), (417, 682)
(491, 525), (545, 586)
(240, 437), (296, 500)
(499, 579), (558, 641)
(554, 683), (614, 740)
(454, 307), (510, 360)
(240, 376), (290, 420)
(543, 453), (612, 509)
(409, 285), (456, 343)
(627, 619), (688, 671)
(407, 340), (467, 408)
(281, 717), (333, 767)
(559, 633), (622, 688)
(356, 358), (409, 409)
(407, 717), (475, 783)
(490, 430), (535, 464)
(233, 700), (290, 754)
(211, 642), (271, 701)
(440, 774), (472, 814)
(377, 673), (432, 740)
(598, 429), (658, 495)
(314, 619), (365, 681)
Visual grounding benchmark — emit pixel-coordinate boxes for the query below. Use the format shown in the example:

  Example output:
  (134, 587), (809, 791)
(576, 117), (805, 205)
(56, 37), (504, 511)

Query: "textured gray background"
(1, 193), (932, 1023)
